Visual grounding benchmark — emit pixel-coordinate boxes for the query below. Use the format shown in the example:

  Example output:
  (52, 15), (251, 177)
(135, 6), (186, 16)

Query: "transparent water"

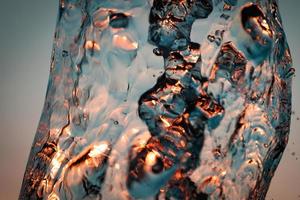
(20, 0), (293, 199)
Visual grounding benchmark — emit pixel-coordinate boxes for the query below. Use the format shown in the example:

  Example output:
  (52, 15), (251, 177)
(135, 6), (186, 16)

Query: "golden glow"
(174, 170), (183, 180)
(88, 142), (109, 158)
(85, 40), (101, 51)
(50, 152), (64, 179)
(151, 100), (156, 105)
(221, 170), (227, 177)
(145, 151), (158, 167)
(160, 116), (171, 127)
(112, 35), (138, 51)
(138, 140), (147, 148)
(171, 83), (182, 94)
(48, 193), (60, 200)
(209, 64), (218, 81)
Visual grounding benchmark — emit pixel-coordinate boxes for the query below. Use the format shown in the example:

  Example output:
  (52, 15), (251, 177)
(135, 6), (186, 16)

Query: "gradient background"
(0, 0), (299, 199)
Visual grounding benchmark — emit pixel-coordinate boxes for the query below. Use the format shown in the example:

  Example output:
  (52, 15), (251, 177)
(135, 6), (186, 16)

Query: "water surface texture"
(20, 0), (293, 199)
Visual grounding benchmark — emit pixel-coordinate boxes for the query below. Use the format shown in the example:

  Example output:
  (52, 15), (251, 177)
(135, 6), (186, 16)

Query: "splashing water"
(20, 0), (293, 199)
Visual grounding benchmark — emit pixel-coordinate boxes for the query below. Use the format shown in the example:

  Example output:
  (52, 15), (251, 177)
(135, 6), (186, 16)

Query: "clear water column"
(20, 0), (293, 199)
